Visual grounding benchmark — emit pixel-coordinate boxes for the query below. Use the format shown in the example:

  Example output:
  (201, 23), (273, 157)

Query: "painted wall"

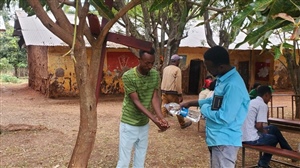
(100, 49), (138, 94)
(46, 47), (138, 97)
(251, 50), (274, 88)
(273, 51), (299, 89)
(177, 47), (272, 91)
(28, 45), (274, 97)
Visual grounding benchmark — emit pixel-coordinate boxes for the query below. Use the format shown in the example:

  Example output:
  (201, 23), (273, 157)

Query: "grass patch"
(0, 74), (27, 83)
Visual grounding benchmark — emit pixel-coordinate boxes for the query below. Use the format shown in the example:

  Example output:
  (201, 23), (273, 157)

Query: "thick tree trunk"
(68, 46), (97, 168)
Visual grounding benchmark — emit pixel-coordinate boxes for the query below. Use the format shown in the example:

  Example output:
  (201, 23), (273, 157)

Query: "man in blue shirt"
(181, 46), (250, 168)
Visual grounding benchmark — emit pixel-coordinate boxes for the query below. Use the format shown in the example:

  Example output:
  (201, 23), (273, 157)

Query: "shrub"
(0, 74), (19, 83)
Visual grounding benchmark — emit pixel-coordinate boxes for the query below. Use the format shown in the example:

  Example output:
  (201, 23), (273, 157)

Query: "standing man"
(161, 54), (192, 129)
(181, 46), (250, 168)
(117, 48), (169, 168)
(242, 85), (295, 167)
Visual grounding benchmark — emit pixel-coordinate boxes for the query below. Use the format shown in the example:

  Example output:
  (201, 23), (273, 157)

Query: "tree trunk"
(68, 46), (98, 168)
(284, 49), (300, 119)
(14, 65), (18, 77)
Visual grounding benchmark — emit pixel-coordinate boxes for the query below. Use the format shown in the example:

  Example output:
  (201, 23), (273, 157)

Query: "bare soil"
(0, 83), (299, 168)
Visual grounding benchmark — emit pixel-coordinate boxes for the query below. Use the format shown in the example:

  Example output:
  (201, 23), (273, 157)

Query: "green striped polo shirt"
(121, 67), (159, 126)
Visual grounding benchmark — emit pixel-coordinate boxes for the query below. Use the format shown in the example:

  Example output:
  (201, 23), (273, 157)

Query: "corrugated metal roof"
(15, 10), (127, 48)
(0, 15), (6, 32)
(16, 11), (294, 50)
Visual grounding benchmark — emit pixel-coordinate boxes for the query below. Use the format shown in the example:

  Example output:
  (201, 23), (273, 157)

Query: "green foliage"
(236, 19), (286, 48)
(199, 0), (210, 16)
(90, 0), (114, 19)
(0, 74), (19, 83)
(149, 0), (175, 12)
(0, 15), (27, 69)
(233, 0), (300, 49)
(0, 58), (13, 71)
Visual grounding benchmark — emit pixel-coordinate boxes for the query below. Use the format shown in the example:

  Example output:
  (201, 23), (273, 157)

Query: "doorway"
(188, 59), (204, 94)
(238, 61), (250, 90)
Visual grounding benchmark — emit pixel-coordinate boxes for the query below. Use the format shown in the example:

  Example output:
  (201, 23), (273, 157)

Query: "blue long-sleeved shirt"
(199, 67), (250, 147)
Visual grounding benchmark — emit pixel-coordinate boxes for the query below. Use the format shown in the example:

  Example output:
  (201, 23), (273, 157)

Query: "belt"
(161, 90), (180, 95)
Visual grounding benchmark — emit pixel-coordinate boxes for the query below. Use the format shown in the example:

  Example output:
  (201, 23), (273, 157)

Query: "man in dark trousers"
(161, 54), (192, 129)
(242, 85), (296, 167)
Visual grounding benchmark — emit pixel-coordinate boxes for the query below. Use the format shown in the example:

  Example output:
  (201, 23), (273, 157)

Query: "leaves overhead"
(199, 0), (209, 16)
(90, 0), (114, 20)
(149, 0), (175, 12)
(233, 0), (300, 49)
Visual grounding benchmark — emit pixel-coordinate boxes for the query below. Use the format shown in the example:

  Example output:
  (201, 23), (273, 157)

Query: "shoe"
(181, 121), (192, 129)
(255, 165), (271, 168)
(291, 158), (298, 162)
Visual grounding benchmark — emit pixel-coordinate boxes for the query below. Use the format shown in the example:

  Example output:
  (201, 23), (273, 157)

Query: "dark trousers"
(243, 125), (293, 167)
(161, 93), (185, 126)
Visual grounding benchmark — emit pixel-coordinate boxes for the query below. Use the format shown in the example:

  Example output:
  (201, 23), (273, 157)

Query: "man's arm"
(255, 103), (269, 134)
(176, 69), (183, 102)
(255, 122), (267, 134)
(129, 91), (169, 131)
(180, 100), (200, 108)
(152, 89), (165, 119)
(200, 85), (248, 124)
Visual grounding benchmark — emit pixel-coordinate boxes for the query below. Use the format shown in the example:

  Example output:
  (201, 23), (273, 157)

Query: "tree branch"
(206, 6), (235, 12)
(57, 0), (75, 7)
(204, 10), (217, 47)
(27, 0), (74, 47)
(96, 0), (143, 47)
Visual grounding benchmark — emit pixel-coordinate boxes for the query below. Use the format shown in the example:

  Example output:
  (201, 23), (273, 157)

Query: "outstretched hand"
(155, 117), (170, 132)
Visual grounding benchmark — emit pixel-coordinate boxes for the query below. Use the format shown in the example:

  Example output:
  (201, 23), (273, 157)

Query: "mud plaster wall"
(101, 48), (137, 95)
(178, 47), (256, 91)
(27, 46), (48, 94)
(30, 45), (274, 97)
(273, 55), (296, 89)
(47, 46), (83, 98)
(47, 47), (134, 97)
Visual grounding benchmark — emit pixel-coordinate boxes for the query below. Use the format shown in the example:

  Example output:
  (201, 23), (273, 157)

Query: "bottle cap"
(180, 107), (188, 117)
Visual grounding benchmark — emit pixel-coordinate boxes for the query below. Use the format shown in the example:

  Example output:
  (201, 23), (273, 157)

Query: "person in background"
(249, 82), (261, 100)
(206, 79), (216, 98)
(180, 46), (250, 168)
(199, 77), (213, 100)
(203, 75), (213, 90)
(161, 54), (192, 129)
(242, 85), (296, 168)
(249, 83), (274, 100)
(117, 48), (169, 168)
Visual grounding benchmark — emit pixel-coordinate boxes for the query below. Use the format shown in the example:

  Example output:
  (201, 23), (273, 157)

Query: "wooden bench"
(268, 118), (300, 133)
(242, 143), (300, 168)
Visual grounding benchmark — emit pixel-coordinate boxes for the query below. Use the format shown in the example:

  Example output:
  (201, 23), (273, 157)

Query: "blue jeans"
(208, 145), (240, 168)
(243, 125), (293, 167)
(117, 122), (149, 168)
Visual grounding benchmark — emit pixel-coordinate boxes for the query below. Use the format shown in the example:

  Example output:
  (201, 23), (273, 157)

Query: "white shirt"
(242, 96), (268, 142)
(198, 89), (210, 100)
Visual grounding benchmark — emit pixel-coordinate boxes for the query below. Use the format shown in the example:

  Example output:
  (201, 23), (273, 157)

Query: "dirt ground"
(0, 82), (299, 168)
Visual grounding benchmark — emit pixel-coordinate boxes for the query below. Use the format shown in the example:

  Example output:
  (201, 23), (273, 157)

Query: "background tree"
(114, 0), (201, 70)
(232, 0), (300, 118)
(0, 10), (27, 77)
(0, 0), (149, 167)
(187, 0), (251, 50)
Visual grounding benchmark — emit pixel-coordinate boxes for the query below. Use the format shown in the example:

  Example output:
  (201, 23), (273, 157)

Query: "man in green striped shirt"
(117, 48), (169, 168)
